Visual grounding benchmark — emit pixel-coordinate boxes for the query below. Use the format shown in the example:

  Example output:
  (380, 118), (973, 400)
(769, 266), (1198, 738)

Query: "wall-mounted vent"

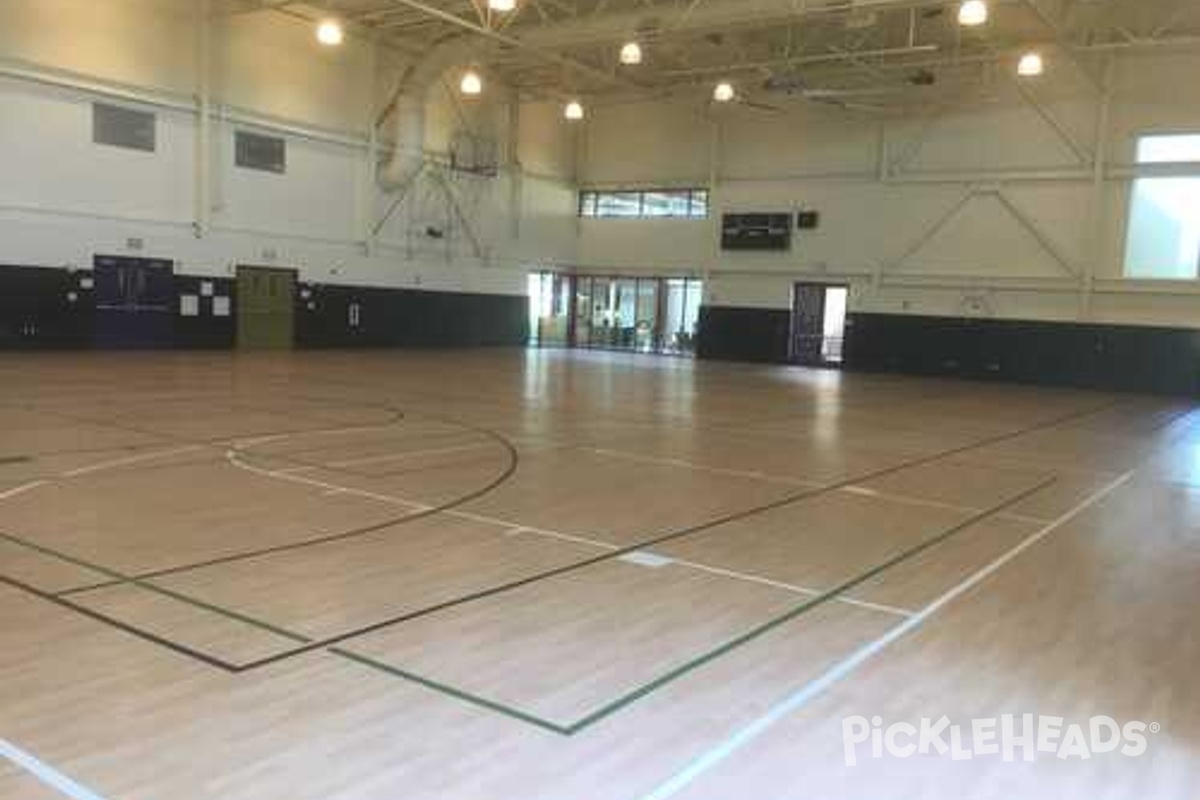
(93, 103), (156, 152)
(235, 130), (286, 174)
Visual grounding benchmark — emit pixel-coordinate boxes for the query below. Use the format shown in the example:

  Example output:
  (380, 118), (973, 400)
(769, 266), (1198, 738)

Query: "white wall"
(0, 0), (580, 296)
(7, 0), (1200, 328)
(575, 49), (1200, 328)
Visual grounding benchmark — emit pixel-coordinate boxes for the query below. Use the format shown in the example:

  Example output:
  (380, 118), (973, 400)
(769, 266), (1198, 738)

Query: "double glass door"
(529, 272), (702, 355)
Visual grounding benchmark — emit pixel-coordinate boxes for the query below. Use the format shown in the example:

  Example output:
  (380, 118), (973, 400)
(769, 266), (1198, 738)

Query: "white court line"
(585, 448), (820, 488)
(459, 512), (622, 551)
(228, 447), (614, 548)
(60, 445), (206, 478)
(503, 520), (915, 619)
(321, 442), (494, 468)
(636, 468), (1135, 800)
(660, 556), (916, 619)
(840, 485), (1050, 526)
(225, 451), (433, 511)
(0, 481), (47, 501)
(229, 421), (407, 450)
(0, 739), (111, 800)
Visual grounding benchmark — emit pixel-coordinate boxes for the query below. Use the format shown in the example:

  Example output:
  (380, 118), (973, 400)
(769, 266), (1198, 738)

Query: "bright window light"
(1017, 51), (1044, 77)
(620, 42), (643, 65)
(564, 100), (584, 120)
(316, 19), (344, 46)
(460, 70), (483, 96)
(1125, 134), (1200, 278)
(713, 82), (735, 102)
(958, 0), (988, 27)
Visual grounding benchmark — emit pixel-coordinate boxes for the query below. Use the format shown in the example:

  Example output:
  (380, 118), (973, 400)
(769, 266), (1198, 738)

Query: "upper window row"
(579, 188), (709, 219)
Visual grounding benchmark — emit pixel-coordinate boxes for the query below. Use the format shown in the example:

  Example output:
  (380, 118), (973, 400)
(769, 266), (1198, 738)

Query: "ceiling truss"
(217, 0), (1200, 110)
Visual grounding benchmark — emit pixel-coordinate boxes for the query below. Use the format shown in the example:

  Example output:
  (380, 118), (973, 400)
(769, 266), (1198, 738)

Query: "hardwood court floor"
(0, 348), (1197, 800)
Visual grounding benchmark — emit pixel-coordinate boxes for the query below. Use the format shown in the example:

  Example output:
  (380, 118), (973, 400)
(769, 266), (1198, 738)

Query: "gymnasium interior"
(1, 1), (1198, 798)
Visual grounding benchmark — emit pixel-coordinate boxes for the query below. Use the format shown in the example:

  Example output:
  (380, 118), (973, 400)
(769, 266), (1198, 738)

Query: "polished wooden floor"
(1, 348), (1197, 799)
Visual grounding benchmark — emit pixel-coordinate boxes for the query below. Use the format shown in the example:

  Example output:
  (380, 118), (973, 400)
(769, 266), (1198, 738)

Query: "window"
(579, 188), (709, 219)
(235, 130), (287, 174)
(93, 103), (156, 152)
(597, 191), (642, 218)
(1124, 134), (1200, 279)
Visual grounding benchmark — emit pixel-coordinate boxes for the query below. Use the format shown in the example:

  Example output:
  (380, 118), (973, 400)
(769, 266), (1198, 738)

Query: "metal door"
(791, 283), (827, 366)
(237, 266), (295, 349)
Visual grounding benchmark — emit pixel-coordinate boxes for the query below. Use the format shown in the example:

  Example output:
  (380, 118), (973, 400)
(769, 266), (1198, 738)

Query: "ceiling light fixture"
(1017, 51), (1045, 77)
(316, 19), (345, 46)
(460, 70), (483, 96)
(564, 100), (585, 120)
(488, 0), (516, 11)
(619, 41), (643, 65)
(958, 0), (988, 27)
(713, 82), (735, 102)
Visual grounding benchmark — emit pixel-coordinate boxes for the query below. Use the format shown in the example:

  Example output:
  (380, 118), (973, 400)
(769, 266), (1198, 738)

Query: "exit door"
(237, 266), (296, 350)
(791, 283), (848, 367)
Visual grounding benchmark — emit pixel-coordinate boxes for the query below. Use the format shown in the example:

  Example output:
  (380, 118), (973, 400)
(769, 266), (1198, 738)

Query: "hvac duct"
(382, 37), (478, 190)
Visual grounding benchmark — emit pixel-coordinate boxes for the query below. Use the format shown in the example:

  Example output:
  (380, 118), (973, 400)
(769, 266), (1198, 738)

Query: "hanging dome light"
(488, 0), (516, 11)
(564, 100), (585, 120)
(316, 19), (345, 46)
(619, 41), (643, 65)
(1017, 51), (1045, 77)
(460, 69), (483, 96)
(713, 82), (735, 102)
(958, 0), (988, 27)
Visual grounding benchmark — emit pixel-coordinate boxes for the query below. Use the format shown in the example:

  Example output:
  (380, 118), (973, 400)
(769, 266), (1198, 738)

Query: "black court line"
(6, 393), (1178, 679)
(0, 397), (1113, 677)
(0, 396), (406, 448)
(229, 398), (1121, 671)
(0, 573), (242, 672)
(0, 530), (312, 645)
(332, 475), (1058, 736)
(224, 432), (507, 482)
(2, 424), (498, 490)
(52, 423), (520, 596)
(0, 395), (521, 598)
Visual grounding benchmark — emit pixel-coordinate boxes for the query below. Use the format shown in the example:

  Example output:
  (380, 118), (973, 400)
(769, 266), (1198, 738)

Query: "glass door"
(590, 277), (614, 348)
(663, 278), (702, 354)
(534, 271), (702, 356)
(635, 279), (659, 352)
(573, 276), (593, 347)
(612, 278), (637, 350)
(527, 272), (572, 346)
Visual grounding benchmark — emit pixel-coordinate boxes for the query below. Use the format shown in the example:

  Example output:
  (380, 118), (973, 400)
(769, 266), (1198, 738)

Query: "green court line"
(329, 476), (1057, 736)
(0, 532), (312, 644)
(329, 648), (573, 736)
